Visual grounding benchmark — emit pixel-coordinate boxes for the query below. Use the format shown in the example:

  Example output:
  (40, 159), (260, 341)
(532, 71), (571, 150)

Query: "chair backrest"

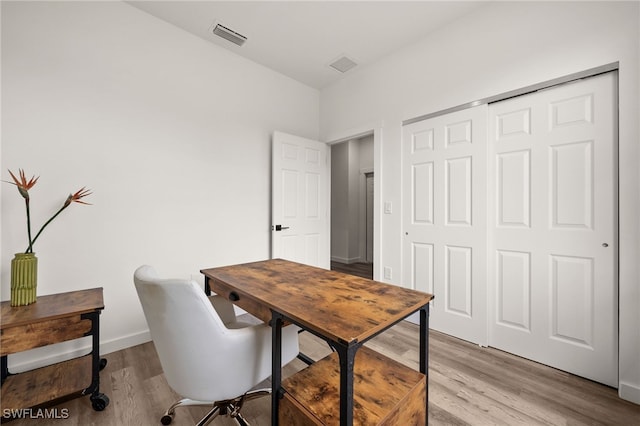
(134, 265), (279, 401)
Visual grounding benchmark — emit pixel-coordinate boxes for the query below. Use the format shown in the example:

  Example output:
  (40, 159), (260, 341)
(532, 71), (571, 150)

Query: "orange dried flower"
(8, 169), (39, 199)
(5, 169), (92, 253)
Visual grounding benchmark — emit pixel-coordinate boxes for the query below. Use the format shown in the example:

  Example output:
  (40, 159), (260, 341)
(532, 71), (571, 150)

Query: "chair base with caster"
(160, 389), (271, 426)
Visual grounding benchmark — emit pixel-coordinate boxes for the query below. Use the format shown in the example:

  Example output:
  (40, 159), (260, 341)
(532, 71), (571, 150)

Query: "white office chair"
(134, 265), (300, 426)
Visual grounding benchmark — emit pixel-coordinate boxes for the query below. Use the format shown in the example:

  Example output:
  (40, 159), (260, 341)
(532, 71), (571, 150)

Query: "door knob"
(602, 243), (609, 247)
(274, 225), (290, 231)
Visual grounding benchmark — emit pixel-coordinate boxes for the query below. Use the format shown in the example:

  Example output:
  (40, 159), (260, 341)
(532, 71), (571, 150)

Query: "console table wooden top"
(1, 287), (104, 329)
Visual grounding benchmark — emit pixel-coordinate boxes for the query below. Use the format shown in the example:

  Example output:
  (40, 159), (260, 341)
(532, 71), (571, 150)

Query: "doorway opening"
(330, 134), (374, 279)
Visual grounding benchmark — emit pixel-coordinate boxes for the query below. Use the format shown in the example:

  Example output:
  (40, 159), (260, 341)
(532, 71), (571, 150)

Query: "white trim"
(325, 121), (384, 280)
(619, 381), (640, 405)
(101, 330), (151, 355)
(403, 62), (619, 126)
(6, 330), (151, 373)
(330, 256), (362, 265)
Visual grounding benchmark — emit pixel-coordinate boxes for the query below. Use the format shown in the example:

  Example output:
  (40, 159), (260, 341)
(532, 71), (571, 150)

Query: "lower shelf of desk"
(280, 346), (426, 426)
(1, 354), (92, 410)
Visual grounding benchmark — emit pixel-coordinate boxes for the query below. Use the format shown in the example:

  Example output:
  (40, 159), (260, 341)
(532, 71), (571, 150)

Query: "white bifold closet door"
(402, 72), (617, 387)
(402, 105), (489, 346)
(488, 72), (617, 387)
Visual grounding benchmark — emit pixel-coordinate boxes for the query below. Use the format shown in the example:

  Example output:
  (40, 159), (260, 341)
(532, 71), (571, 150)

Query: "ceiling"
(127, 1), (487, 90)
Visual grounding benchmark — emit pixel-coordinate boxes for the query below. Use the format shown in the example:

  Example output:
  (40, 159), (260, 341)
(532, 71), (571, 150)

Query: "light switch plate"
(383, 266), (392, 280)
(384, 201), (392, 214)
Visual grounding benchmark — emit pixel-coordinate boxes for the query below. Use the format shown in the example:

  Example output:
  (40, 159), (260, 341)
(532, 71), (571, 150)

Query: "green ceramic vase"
(11, 252), (38, 306)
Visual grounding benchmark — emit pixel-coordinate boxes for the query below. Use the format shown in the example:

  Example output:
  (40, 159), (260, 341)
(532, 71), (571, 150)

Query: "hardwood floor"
(330, 261), (373, 279)
(5, 321), (638, 426)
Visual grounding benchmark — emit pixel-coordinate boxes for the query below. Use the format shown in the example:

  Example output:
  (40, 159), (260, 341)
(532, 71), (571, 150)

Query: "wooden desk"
(1, 288), (109, 421)
(201, 259), (434, 426)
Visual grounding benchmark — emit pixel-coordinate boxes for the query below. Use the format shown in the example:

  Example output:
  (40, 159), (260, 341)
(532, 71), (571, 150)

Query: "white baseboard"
(101, 330), (151, 355)
(619, 381), (640, 405)
(6, 330), (151, 373)
(330, 256), (362, 264)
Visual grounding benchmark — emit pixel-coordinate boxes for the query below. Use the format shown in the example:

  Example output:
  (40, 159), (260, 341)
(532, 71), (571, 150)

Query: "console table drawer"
(1, 316), (92, 356)
(208, 278), (272, 324)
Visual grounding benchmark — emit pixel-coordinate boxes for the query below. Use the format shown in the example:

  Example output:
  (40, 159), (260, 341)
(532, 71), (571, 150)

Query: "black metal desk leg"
(420, 305), (430, 425)
(1, 355), (7, 385)
(419, 305), (429, 373)
(204, 276), (212, 296)
(82, 311), (110, 411)
(271, 312), (284, 426)
(336, 344), (357, 426)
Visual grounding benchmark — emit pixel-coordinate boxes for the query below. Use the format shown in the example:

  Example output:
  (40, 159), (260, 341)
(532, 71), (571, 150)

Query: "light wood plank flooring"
(4, 321), (638, 425)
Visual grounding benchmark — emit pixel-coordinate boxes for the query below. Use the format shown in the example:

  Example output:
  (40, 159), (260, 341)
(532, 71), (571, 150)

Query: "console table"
(1, 288), (109, 420)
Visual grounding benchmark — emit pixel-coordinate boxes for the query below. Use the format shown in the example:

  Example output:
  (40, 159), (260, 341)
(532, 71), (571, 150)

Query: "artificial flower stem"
(27, 203), (69, 253)
(25, 197), (34, 254)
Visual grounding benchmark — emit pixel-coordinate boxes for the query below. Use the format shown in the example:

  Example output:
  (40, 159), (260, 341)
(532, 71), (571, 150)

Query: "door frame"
(403, 62), (619, 126)
(326, 123), (382, 280)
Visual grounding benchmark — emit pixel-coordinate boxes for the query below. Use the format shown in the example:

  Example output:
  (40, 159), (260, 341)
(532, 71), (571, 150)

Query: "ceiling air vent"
(329, 56), (358, 73)
(212, 23), (247, 46)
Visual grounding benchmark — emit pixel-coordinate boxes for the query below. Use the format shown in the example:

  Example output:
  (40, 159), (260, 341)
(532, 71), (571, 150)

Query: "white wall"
(346, 141), (360, 262)
(356, 135), (374, 263)
(331, 142), (350, 262)
(320, 1), (640, 403)
(330, 139), (361, 263)
(358, 135), (374, 172)
(331, 136), (374, 263)
(1, 1), (319, 368)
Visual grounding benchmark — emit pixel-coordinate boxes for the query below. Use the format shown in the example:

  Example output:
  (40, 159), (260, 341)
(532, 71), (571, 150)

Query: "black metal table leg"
(336, 343), (358, 426)
(204, 276), (212, 296)
(82, 311), (110, 411)
(271, 312), (284, 426)
(1, 355), (8, 386)
(420, 304), (430, 425)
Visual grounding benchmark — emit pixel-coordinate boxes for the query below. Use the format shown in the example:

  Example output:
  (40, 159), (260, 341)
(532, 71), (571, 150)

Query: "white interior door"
(488, 72), (618, 386)
(272, 131), (330, 269)
(402, 105), (488, 345)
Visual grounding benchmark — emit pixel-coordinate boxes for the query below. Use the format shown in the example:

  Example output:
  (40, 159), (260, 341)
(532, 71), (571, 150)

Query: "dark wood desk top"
(201, 259), (433, 345)
(1, 288), (104, 329)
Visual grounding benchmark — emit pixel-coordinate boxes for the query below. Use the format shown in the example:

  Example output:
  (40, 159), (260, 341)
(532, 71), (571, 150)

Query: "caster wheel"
(91, 393), (110, 411)
(99, 358), (108, 370)
(161, 414), (173, 425)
